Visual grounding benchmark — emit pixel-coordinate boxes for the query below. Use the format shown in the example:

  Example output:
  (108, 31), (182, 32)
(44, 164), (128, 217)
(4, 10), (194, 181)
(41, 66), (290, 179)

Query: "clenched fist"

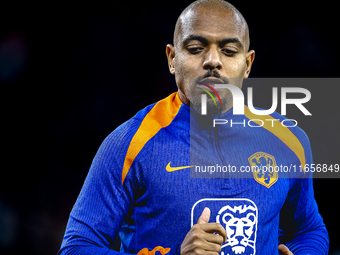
(181, 207), (227, 255)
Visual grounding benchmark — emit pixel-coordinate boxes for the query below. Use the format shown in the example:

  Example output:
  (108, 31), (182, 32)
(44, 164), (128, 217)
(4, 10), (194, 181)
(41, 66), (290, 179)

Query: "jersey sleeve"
(58, 124), (134, 255)
(58, 107), (181, 255)
(58, 94), (183, 255)
(278, 129), (329, 255)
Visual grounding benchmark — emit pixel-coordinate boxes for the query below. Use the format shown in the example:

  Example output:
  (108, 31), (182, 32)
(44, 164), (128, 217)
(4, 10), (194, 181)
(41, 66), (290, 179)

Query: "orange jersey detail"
(121, 92), (182, 184)
(244, 105), (306, 172)
(137, 246), (171, 255)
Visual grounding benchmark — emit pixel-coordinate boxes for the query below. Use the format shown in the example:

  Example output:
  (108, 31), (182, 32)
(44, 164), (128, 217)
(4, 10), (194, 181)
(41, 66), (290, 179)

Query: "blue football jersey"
(59, 92), (329, 255)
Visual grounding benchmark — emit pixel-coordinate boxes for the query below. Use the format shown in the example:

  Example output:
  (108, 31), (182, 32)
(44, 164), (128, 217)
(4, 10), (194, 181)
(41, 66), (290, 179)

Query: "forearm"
(284, 225), (329, 255)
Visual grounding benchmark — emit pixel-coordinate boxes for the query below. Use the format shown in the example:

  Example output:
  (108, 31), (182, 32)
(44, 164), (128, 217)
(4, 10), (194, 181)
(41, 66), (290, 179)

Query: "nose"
(203, 47), (222, 71)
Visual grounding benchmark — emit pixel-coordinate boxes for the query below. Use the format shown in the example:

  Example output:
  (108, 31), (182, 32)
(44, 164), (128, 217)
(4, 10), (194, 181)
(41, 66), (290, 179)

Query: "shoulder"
(244, 106), (313, 170)
(269, 111), (313, 170)
(244, 106), (311, 147)
(95, 92), (183, 184)
(98, 102), (156, 155)
(101, 92), (183, 154)
(269, 111), (311, 150)
(88, 102), (156, 184)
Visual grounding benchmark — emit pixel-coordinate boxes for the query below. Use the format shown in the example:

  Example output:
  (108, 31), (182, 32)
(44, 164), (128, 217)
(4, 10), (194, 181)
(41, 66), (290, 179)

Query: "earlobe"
(244, 50), (255, 79)
(166, 44), (176, 75)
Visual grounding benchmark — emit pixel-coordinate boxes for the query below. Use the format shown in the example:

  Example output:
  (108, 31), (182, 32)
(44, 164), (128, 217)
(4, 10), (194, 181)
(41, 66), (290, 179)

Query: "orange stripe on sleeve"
(244, 106), (306, 173)
(137, 246), (171, 255)
(121, 92), (182, 184)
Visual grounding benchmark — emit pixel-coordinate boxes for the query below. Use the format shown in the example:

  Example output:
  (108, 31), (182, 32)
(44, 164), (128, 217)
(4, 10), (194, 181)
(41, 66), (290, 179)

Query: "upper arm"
(59, 120), (141, 253)
(278, 128), (329, 253)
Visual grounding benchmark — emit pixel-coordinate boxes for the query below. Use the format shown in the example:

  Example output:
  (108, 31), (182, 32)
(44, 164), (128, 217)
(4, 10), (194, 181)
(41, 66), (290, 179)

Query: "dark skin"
(181, 208), (226, 255)
(167, 4), (254, 115)
(166, 3), (293, 255)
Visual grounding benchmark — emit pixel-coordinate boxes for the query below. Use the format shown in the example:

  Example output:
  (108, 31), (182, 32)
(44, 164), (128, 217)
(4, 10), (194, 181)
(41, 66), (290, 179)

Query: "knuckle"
(194, 248), (203, 255)
(212, 223), (223, 231)
(217, 224), (227, 235)
(217, 244), (222, 253)
(192, 232), (202, 240)
(217, 223), (225, 231)
(192, 224), (201, 230)
(192, 238), (204, 248)
(212, 243), (222, 253)
(217, 235), (224, 244)
(192, 240), (200, 247)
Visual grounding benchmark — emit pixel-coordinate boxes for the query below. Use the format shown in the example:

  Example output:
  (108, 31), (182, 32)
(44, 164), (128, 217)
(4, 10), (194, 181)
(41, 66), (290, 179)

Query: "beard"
(190, 93), (229, 116)
(189, 70), (230, 116)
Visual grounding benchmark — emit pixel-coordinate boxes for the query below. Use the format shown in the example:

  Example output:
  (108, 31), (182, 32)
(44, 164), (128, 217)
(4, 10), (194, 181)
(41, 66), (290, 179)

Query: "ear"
(166, 44), (176, 75)
(244, 50), (255, 79)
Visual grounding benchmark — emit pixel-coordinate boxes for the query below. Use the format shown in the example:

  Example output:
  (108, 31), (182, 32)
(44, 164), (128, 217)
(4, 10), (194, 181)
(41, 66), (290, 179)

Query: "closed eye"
(222, 49), (237, 56)
(187, 47), (204, 54)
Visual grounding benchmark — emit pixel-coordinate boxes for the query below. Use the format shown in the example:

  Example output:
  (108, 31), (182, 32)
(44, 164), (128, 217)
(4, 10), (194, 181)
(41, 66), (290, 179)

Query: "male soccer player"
(58, 1), (329, 254)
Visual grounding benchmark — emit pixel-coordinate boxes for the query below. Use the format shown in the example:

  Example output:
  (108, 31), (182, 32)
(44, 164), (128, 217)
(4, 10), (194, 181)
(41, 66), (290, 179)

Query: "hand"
(278, 244), (294, 255)
(180, 207), (227, 255)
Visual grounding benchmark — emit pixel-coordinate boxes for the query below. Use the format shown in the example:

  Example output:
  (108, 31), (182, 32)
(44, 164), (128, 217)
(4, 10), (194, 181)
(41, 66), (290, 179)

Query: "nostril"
(204, 64), (213, 70)
(203, 64), (221, 71)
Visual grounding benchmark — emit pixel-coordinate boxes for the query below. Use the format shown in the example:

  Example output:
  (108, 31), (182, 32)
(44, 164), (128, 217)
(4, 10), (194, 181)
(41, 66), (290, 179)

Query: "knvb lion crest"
(191, 198), (258, 255)
(248, 152), (278, 188)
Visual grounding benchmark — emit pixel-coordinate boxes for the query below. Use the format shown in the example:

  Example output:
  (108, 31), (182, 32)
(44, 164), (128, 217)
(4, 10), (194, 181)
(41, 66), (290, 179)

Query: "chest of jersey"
(131, 123), (294, 255)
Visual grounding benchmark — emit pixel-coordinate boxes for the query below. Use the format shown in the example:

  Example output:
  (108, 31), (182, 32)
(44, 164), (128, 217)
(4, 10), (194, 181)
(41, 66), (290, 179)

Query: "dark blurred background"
(1, 1), (339, 254)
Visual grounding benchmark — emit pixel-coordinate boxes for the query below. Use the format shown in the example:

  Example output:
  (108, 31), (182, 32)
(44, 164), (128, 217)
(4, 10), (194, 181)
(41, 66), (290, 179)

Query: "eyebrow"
(182, 35), (208, 46)
(182, 34), (244, 49)
(219, 37), (243, 49)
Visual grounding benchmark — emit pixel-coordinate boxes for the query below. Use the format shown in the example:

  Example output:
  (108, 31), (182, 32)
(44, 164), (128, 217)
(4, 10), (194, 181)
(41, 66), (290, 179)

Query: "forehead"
(179, 6), (246, 44)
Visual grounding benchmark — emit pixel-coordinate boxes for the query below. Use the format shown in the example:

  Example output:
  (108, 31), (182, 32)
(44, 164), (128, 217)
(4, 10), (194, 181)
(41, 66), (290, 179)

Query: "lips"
(199, 77), (224, 85)
(197, 78), (224, 91)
